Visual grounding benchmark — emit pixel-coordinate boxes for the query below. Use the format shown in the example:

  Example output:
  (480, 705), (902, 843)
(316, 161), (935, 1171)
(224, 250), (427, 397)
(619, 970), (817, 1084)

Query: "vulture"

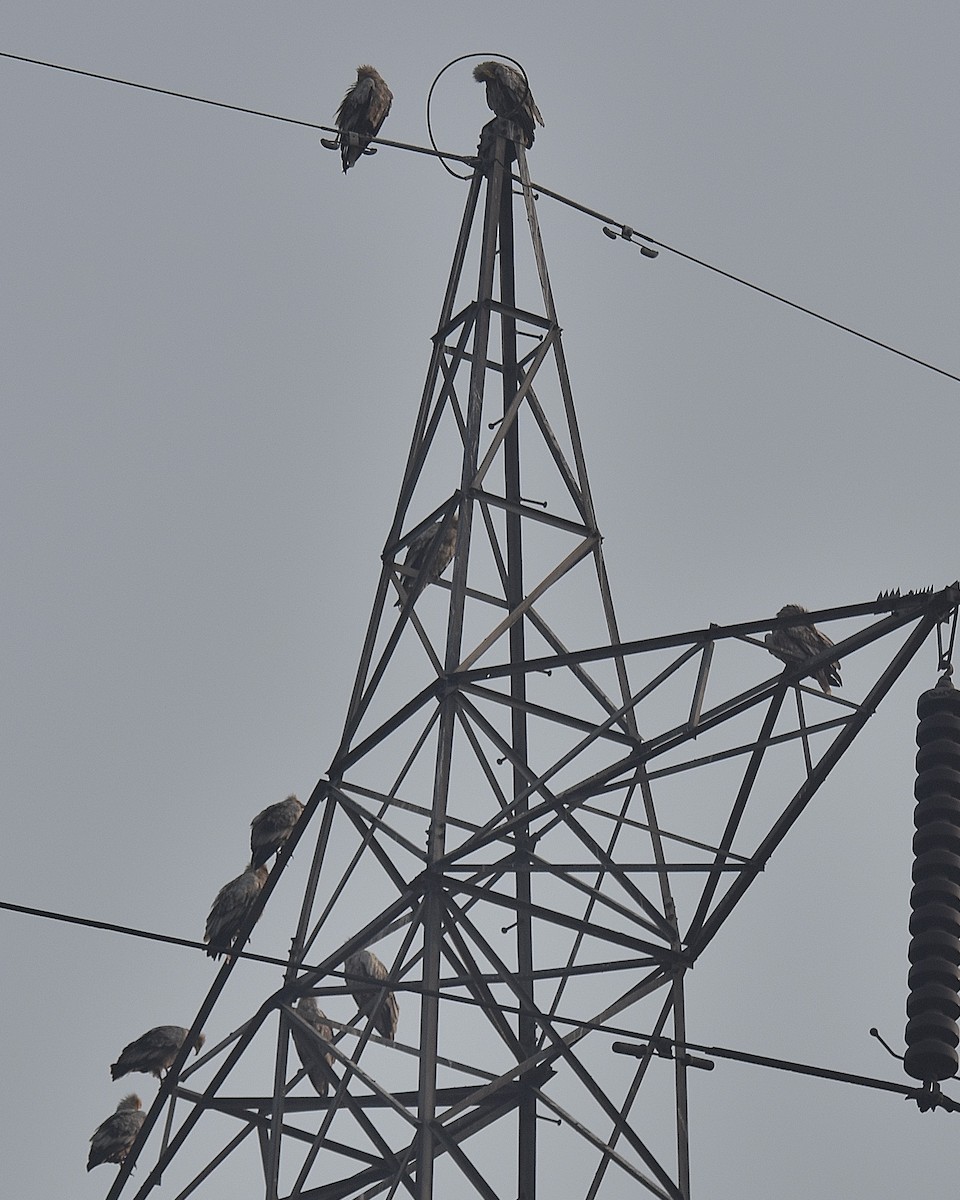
(473, 61), (544, 147)
(334, 65), (393, 172)
(290, 996), (336, 1097)
(250, 794), (304, 868)
(111, 1025), (206, 1081)
(344, 948), (400, 1041)
(87, 1094), (145, 1171)
(203, 864), (269, 959)
(764, 604), (842, 694)
(395, 513), (458, 606)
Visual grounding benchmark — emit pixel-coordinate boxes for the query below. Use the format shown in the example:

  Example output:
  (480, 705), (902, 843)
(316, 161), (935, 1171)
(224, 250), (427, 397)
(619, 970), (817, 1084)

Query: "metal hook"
(937, 603), (959, 674)
(869, 1027), (904, 1061)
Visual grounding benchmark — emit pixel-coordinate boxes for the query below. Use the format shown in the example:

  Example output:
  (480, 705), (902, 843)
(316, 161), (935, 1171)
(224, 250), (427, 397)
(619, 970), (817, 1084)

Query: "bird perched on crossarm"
(87, 1094), (145, 1171)
(204, 864), (269, 959)
(473, 61), (544, 147)
(395, 512), (458, 607)
(764, 604), (842, 693)
(333, 65), (393, 172)
(250, 794), (304, 868)
(344, 948), (400, 1041)
(111, 1025), (206, 1080)
(290, 996), (336, 1096)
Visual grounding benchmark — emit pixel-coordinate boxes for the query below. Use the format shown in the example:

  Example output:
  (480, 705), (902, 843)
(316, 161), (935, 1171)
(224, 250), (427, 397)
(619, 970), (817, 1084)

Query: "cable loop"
(426, 51), (531, 180)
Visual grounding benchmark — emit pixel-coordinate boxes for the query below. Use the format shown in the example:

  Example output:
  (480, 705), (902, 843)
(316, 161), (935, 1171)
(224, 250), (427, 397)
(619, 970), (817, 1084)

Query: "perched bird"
(111, 1026), (206, 1081)
(290, 996), (336, 1097)
(473, 61), (544, 147)
(250, 794), (304, 868)
(764, 604), (842, 694)
(334, 65), (393, 172)
(344, 949), (399, 1041)
(87, 1094), (145, 1171)
(395, 513), (458, 606)
(204, 864), (269, 959)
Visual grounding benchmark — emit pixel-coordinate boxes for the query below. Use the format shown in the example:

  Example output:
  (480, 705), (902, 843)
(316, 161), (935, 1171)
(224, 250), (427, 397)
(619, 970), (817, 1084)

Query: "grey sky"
(2, 3), (959, 1196)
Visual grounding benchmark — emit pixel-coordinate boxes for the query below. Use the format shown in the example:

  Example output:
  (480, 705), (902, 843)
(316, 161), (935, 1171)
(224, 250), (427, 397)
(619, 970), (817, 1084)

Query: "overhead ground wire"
(2, 48), (958, 386)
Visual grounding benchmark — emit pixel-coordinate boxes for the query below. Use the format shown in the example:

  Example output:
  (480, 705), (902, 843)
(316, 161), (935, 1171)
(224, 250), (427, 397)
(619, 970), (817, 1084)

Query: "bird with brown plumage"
(87, 1094), (145, 1171)
(203, 863), (269, 959)
(344, 948), (399, 1041)
(290, 996), (336, 1096)
(764, 604), (842, 693)
(334, 65), (393, 172)
(395, 512), (458, 607)
(250, 794), (304, 868)
(473, 61), (544, 147)
(111, 1025), (206, 1081)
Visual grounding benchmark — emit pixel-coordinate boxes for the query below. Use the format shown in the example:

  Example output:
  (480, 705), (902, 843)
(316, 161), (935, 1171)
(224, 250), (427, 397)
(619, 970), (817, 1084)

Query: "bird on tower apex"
(473, 60), (543, 157)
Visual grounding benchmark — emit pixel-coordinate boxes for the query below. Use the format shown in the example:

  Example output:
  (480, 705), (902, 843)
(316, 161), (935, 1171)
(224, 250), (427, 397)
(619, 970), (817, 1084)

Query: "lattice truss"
(105, 134), (960, 1200)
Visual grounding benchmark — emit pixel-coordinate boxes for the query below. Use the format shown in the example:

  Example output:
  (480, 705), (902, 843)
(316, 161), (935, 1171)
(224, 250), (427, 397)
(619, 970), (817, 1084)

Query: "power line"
(1, 49), (324, 128)
(0, 50), (474, 164)
(3, 47), (958, 387)
(0, 896), (287, 968)
(612, 1037), (960, 1114)
(5, 892), (946, 1110)
(535, 179), (960, 387)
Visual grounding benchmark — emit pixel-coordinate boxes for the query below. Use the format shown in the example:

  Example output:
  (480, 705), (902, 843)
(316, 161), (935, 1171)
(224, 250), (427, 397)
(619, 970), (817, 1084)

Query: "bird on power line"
(344, 949), (400, 1041)
(332, 65), (393, 172)
(250, 795), (304, 869)
(473, 61), (544, 147)
(110, 1026), (206, 1081)
(87, 1094), (145, 1171)
(764, 604), (842, 694)
(290, 996), (336, 1096)
(203, 864), (269, 959)
(395, 512), (458, 607)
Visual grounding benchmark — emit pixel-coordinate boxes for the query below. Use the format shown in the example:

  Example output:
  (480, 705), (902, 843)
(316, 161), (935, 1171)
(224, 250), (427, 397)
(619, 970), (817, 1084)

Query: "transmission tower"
(102, 114), (960, 1200)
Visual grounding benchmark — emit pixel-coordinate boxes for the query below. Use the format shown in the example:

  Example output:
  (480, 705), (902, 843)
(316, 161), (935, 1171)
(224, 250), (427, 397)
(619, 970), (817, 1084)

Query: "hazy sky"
(2, 3), (959, 1197)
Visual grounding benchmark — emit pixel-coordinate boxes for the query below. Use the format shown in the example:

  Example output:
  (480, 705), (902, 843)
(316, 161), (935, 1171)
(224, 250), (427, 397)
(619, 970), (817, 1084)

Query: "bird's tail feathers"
(341, 140), (365, 172)
(307, 1068), (331, 1097)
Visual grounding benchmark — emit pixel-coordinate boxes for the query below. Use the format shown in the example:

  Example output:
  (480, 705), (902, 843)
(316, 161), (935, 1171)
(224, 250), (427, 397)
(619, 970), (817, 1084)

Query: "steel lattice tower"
(103, 120), (960, 1200)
